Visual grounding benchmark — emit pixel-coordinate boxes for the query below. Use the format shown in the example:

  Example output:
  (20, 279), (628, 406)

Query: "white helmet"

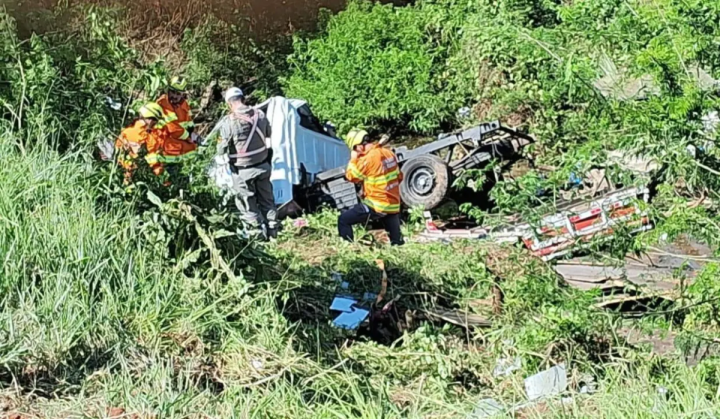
(224, 87), (244, 103)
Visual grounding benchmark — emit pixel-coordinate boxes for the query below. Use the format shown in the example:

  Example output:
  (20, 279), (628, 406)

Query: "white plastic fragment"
(702, 111), (720, 134)
(457, 107), (472, 119)
(524, 363), (568, 401)
(104, 96), (122, 111)
(493, 357), (522, 377)
(468, 398), (503, 418)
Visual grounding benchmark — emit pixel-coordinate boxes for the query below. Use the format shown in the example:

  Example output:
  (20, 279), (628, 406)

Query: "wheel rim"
(409, 167), (435, 196)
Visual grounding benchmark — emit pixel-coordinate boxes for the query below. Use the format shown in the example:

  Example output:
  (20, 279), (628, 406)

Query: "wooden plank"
(421, 309), (492, 328)
(554, 264), (624, 283)
(594, 291), (677, 309)
(564, 278), (627, 291)
(555, 262), (683, 293)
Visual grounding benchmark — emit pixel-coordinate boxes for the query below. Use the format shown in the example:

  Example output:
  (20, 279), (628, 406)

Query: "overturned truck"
(261, 97), (534, 215)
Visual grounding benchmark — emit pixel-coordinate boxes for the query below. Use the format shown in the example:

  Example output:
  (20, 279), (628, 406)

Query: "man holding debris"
(114, 102), (166, 183)
(155, 77), (199, 173)
(339, 129), (404, 246)
(212, 87), (278, 240)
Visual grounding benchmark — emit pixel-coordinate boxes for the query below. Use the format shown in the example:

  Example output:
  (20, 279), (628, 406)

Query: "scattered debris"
(493, 357), (522, 377)
(293, 218), (308, 229)
(329, 295), (369, 330)
(363, 292), (378, 301)
(457, 107), (472, 120)
(421, 309), (492, 328)
(689, 65), (720, 92)
(468, 398), (504, 419)
(579, 381), (597, 395)
(702, 111), (720, 134)
(417, 187), (653, 261)
(251, 359), (264, 371)
(104, 96), (122, 111)
(593, 292), (676, 311)
(554, 263), (681, 292)
(524, 363), (568, 401)
(593, 52), (660, 101)
(607, 151), (661, 175)
(595, 73), (660, 101)
(553, 236), (710, 311)
(417, 213), (488, 243)
(330, 260), (388, 331)
(495, 186), (652, 261)
(96, 138), (115, 162)
(330, 297), (357, 312)
(333, 308), (370, 330)
(375, 259), (388, 305)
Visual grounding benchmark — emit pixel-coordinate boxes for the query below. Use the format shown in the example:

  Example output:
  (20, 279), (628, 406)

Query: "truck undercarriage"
(299, 121), (535, 213)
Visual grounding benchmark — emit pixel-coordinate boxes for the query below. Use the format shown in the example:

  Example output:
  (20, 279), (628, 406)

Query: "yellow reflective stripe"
(179, 121), (195, 128)
(156, 112), (180, 130)
(163, 112), (178, 123)
(365, 170), (400, 186)
(145, 153), (160, 165)
(178, 130), (190, 140)
(348, 163), (366, 180)
(363, 199), (400, 213)
(159, 150), (197, 163)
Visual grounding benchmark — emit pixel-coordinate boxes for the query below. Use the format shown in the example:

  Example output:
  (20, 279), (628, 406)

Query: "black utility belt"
(230, 161), (266, 172)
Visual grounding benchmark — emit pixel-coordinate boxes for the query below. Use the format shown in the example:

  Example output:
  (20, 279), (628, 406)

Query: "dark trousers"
(338, 203), (404, 246)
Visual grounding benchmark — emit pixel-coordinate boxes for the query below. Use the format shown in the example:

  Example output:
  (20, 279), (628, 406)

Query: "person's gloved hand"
(191, 132), (203, 145)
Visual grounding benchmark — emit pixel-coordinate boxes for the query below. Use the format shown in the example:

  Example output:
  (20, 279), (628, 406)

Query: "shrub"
(284, 0), (476, 134)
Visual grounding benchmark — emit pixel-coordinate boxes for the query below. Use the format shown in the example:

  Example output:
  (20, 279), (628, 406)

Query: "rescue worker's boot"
(267, 221), (280, 240)
(240, 224), (268, 242)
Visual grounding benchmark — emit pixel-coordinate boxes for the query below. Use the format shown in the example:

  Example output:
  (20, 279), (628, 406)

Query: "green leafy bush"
(0, 8), (169, 150)
(284, 0), (476, 134)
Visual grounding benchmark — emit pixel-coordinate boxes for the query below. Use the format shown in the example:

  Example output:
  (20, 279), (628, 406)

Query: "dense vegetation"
(3, 0), (720, 417)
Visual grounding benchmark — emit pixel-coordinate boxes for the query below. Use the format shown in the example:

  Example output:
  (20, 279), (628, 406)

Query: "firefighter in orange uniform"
(114, 102), (166, 183)
(155, 76), (198, 168)
(339, 129), (404, 246)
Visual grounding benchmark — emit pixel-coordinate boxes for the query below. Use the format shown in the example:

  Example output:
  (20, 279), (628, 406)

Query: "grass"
(2, 139), (720, 418)
(4, 0), (720, 416)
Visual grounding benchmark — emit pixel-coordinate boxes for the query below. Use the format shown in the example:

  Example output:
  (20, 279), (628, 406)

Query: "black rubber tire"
(400, 154), (450, 210)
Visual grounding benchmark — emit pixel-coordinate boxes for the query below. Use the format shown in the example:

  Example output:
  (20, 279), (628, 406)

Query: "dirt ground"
(4, 0), (407, 38)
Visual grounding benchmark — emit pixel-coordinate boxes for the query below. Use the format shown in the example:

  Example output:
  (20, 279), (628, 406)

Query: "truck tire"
(400, 154), (449, 210)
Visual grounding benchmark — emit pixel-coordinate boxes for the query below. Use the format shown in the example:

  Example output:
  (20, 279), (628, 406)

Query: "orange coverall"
(115, 120), (166, 180)
(156, 94), (197, 162)
(345, 144), (403, 214)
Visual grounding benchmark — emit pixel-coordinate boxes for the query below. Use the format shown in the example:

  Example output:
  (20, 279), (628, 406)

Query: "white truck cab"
(257, 97), (351, 210)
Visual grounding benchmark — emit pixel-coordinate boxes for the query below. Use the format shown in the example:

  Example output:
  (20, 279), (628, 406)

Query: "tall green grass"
(3, 138), (720, 418)
(0, 138), (477, 417)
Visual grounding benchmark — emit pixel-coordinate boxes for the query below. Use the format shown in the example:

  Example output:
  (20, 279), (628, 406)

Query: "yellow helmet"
(138, 102), (163, 120)
(169, 76), (188, 92)
(345, 129), (369, 149)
